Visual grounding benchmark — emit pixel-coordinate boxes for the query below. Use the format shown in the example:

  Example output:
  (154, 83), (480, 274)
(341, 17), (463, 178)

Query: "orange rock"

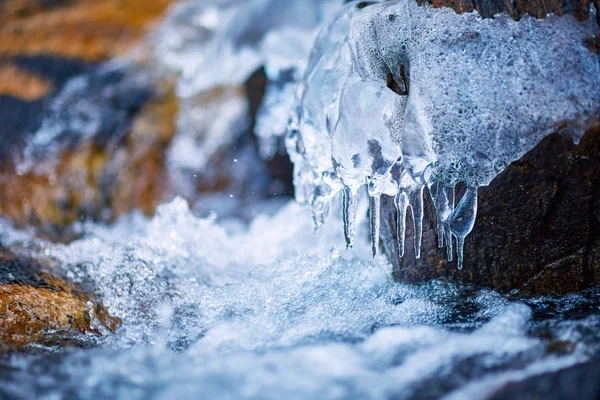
(0, 82), (178, 242)
(0, 248), (121, 350)
(0, 62), (52, 100)
(0, 0), (176, 61)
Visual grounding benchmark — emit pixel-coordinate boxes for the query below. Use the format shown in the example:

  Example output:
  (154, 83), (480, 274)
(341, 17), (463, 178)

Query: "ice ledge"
(288, 0), (600, 269)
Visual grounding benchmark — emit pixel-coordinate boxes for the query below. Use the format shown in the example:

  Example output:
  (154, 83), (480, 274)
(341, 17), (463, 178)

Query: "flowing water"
(1, 197), (600, 399)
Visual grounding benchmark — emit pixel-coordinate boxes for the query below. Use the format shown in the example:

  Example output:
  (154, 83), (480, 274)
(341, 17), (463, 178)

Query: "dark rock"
(490, 357), (600, 400)
(416, 0), (595, 21)
(381, 125), (600, 296)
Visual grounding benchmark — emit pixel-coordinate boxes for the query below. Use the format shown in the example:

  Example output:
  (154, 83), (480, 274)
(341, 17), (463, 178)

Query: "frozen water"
(288, 0), (600, 266)
(152, 0), (342, 96)
(2, 198), (600, 399)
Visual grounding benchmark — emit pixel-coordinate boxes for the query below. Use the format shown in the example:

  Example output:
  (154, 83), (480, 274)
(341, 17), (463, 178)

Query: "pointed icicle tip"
(394, 192), (409, 258)
(450, 186), (478, 270)
(370, 194), (381, 258)
(342, 184), (357, 250)
(409, 185), (424, 259)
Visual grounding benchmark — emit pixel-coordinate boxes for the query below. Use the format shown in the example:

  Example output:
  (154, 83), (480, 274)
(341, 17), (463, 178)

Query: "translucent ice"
(288, 0), (600, 268)
(153, 0), (342, 97)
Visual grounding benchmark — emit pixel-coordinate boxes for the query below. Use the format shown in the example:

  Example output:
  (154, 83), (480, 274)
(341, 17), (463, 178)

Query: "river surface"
(1, 196), (599, 399)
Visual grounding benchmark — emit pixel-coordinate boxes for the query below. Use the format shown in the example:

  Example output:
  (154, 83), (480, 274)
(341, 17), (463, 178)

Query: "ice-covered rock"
(288, 0), (600, 268)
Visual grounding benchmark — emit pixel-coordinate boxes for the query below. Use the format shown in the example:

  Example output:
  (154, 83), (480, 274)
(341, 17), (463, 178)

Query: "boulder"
(0, 247), (121, 350)
(0, 0), (178, 241)
(381, 125), (600, 295)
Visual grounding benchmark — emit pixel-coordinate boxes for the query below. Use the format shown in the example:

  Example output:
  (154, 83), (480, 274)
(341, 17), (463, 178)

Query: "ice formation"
(288, 0), (600, 268)
(153, 0), (344, 158)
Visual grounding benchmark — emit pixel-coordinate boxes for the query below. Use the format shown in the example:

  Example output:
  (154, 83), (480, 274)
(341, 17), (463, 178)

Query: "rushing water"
(1, 196), (600, 399)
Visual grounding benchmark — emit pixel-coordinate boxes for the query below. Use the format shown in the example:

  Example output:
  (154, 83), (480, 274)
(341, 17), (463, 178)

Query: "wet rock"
(0, 0), (174, 61)
(381, 125), (600, 296)
(0, 69), (177, 241)
(0, 247), (121, 350)
(0, 0), (178, 241)
(417, 0), (596, 21)
(490, 357), (600, 399)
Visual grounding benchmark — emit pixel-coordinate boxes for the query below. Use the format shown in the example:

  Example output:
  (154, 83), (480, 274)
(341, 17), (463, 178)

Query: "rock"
(381, 124), (600, 296)
(0, 247), (121, 350)
(490, 357), (600, 399)
(0, 0), (174, 61)
(0, 0), (179, 241)
(0, 71), (177, 242)
(416, 0), (596, 21)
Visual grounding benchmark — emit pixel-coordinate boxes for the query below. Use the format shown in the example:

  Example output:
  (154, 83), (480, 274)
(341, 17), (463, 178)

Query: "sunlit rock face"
(288, 0), (600, 268)
(0, 246), (121, 350)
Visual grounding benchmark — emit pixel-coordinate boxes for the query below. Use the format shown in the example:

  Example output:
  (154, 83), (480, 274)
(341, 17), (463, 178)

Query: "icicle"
(433, 184), (455, 260)
(394, 192), (409, 257)
(428, 182), (445, 248)
(408, 185), (424, 258)
(342, 184), (358, 249)
(310, 182), (333, 231)
(369, 193), (381, 258)
(450, 185), (478, 270)
(444, 185), (455, 262)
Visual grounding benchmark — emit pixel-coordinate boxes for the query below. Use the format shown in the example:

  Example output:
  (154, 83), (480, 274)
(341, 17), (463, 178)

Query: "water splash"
(2, 198), (600, 398)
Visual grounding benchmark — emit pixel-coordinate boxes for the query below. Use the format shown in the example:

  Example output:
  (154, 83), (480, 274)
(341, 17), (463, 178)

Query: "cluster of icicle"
(287, 0), (600, 269)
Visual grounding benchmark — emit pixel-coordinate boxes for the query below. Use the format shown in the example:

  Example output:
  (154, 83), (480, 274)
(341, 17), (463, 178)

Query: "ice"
(450, 186), (478, 269)
(289, 0), (600, 268)
(2, 197), (600, 399)
(153, 0), (342, 97)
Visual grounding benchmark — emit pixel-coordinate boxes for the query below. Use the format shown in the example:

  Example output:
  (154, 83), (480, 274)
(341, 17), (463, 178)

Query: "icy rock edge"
(286, 0), (600, 269)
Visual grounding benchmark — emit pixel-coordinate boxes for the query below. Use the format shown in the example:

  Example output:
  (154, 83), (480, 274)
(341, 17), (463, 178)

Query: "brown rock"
(0, 247), (121, 350)
(381, 125), (600, 295)
(416, 0), (594, 21)
(0, 62), (52, 101)
(0, 78), (177, 242)
(0, 0), (175, 61)
(0, 0), (179, 240)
